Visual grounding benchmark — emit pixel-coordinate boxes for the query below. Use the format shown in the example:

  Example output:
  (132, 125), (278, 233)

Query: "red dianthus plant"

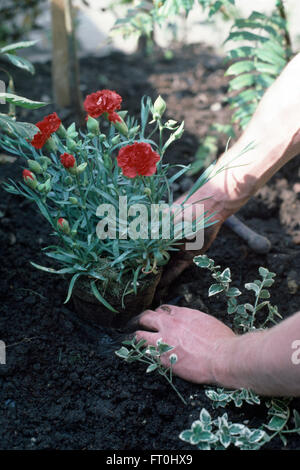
(3, 91), (212, 316)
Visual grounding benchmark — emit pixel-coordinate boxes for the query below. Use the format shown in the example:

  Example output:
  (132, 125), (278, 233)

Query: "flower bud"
(57, 217), (70, 234)
(44, 136), (58, 153)
(128, 125), (140, 138)
(103, 152), (112, 170)
(144, 187), (152, 197)
(153, 95), (166, 119)
(111, 135), (120, 145)
(86, 115), (100, 135)
(37, 178), (51, 193)
(99, 134), (106, 142)
(28, 159), (43, 175)
(112, 115), (128, 137)
(39, 156), (52, 170)
(69, 197), (78, 205)
(55, 123), (67, 139)
(75, 162), (87, 174)
(64, 175), (73, 185)
(44, 178), (52, 193)
(22, 169), (37, 190)
(66, 137), (77, 152)
(173, 121), (184, 140)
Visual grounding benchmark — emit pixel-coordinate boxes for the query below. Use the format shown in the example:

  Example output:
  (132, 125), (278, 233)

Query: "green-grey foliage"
(180, 408), (268, 450)
(2, 96), (215, 312)
(187, 254), (300, 449)
(116, 336), (186, 404)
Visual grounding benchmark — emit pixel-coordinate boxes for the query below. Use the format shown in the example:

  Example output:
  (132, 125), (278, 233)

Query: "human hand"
(135, 305), (236, 385)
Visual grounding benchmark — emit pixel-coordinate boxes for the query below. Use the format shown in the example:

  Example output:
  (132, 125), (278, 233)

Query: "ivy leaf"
(208, 284), (224, 297)
(146, 363), (158, 373)
(0, 93), (48, 109)
(3, 53), (35, 74)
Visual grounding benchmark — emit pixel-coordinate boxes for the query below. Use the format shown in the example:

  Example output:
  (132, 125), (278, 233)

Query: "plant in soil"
(179, 255), (300, 450)
(1, 91), (218, 324)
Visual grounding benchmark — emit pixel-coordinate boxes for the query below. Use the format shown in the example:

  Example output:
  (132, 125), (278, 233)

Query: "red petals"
(30, 112), (61, 149)
(84, 89), (122, 122)
(58, 217), (64, 227)
(60, 153), (76, 168)
(22, 169), (35, 181)
(117, 142), (160, 178)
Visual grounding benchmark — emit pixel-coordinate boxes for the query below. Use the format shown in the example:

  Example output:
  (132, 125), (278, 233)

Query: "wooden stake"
(51, 0), (83, 122)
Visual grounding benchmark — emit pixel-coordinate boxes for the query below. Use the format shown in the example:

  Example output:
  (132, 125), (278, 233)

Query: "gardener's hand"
(135, 305), (236, 384)
(136, 306), (300, 396)
(160, 52), (300, 290)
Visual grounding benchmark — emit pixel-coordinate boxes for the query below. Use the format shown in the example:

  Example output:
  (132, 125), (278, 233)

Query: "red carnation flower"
(117, 142), (160, 178)
(60, 153), (76, 168)
(30, 112), (61, 149)
(84, 89), (122, 122)
(23, 169), (35, 181)
(43, 112), (61, 134)
(30, 125), (49, 149)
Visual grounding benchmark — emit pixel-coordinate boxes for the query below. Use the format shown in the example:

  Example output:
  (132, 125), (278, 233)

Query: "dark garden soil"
(0, 43), (300, 450)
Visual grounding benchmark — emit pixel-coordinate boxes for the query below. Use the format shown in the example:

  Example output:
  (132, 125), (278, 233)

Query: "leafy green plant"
(0, 40), (47, 138)
(110, 0), (237, 45)
(185, 254), (300, 449)
(116, 336), (187, 404)
(180, 408), (268, 450)
(205, 387), (261, 408)
(224, 4), (291, 131)
(194, 255), (282, 332)
(1, 93), (217, 312)
(189, 0), (293, 174)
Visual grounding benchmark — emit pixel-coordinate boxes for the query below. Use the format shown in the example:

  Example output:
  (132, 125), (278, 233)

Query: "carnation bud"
(57, 217), (70, 234)
(66, 137), (77, 152)
(112, 115), (128, 137)
(28, 159), (43, 175)
(64, 175), (73, 185)
(23, 169), (37, 189)
(37, 178), (51, 194)
(44, 178), (52, 193)
(69, 197), (78, 205)
(103, 152), (112, 170)
(86, 116), (100, 135)
(111, 135), (120, 145)
(128, 125), (140, 138)
(143, 187), (152, 197)
(56, 123), (67, 138)
(99, 134), (106, 142)
(44, 136), (58, 153)
(39, 156), (52, 170)
(75, 162), (87, 174)
(173, 121), (184, 140)
(153, 95), (166, 119)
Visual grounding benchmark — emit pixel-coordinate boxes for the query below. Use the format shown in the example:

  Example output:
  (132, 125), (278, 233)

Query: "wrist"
(211, 330), (267, 390)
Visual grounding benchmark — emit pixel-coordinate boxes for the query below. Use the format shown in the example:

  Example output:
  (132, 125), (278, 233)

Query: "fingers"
(138, 309), (162, 331)
(138, 305), (178, 331)
(135, 329), (159, 346)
